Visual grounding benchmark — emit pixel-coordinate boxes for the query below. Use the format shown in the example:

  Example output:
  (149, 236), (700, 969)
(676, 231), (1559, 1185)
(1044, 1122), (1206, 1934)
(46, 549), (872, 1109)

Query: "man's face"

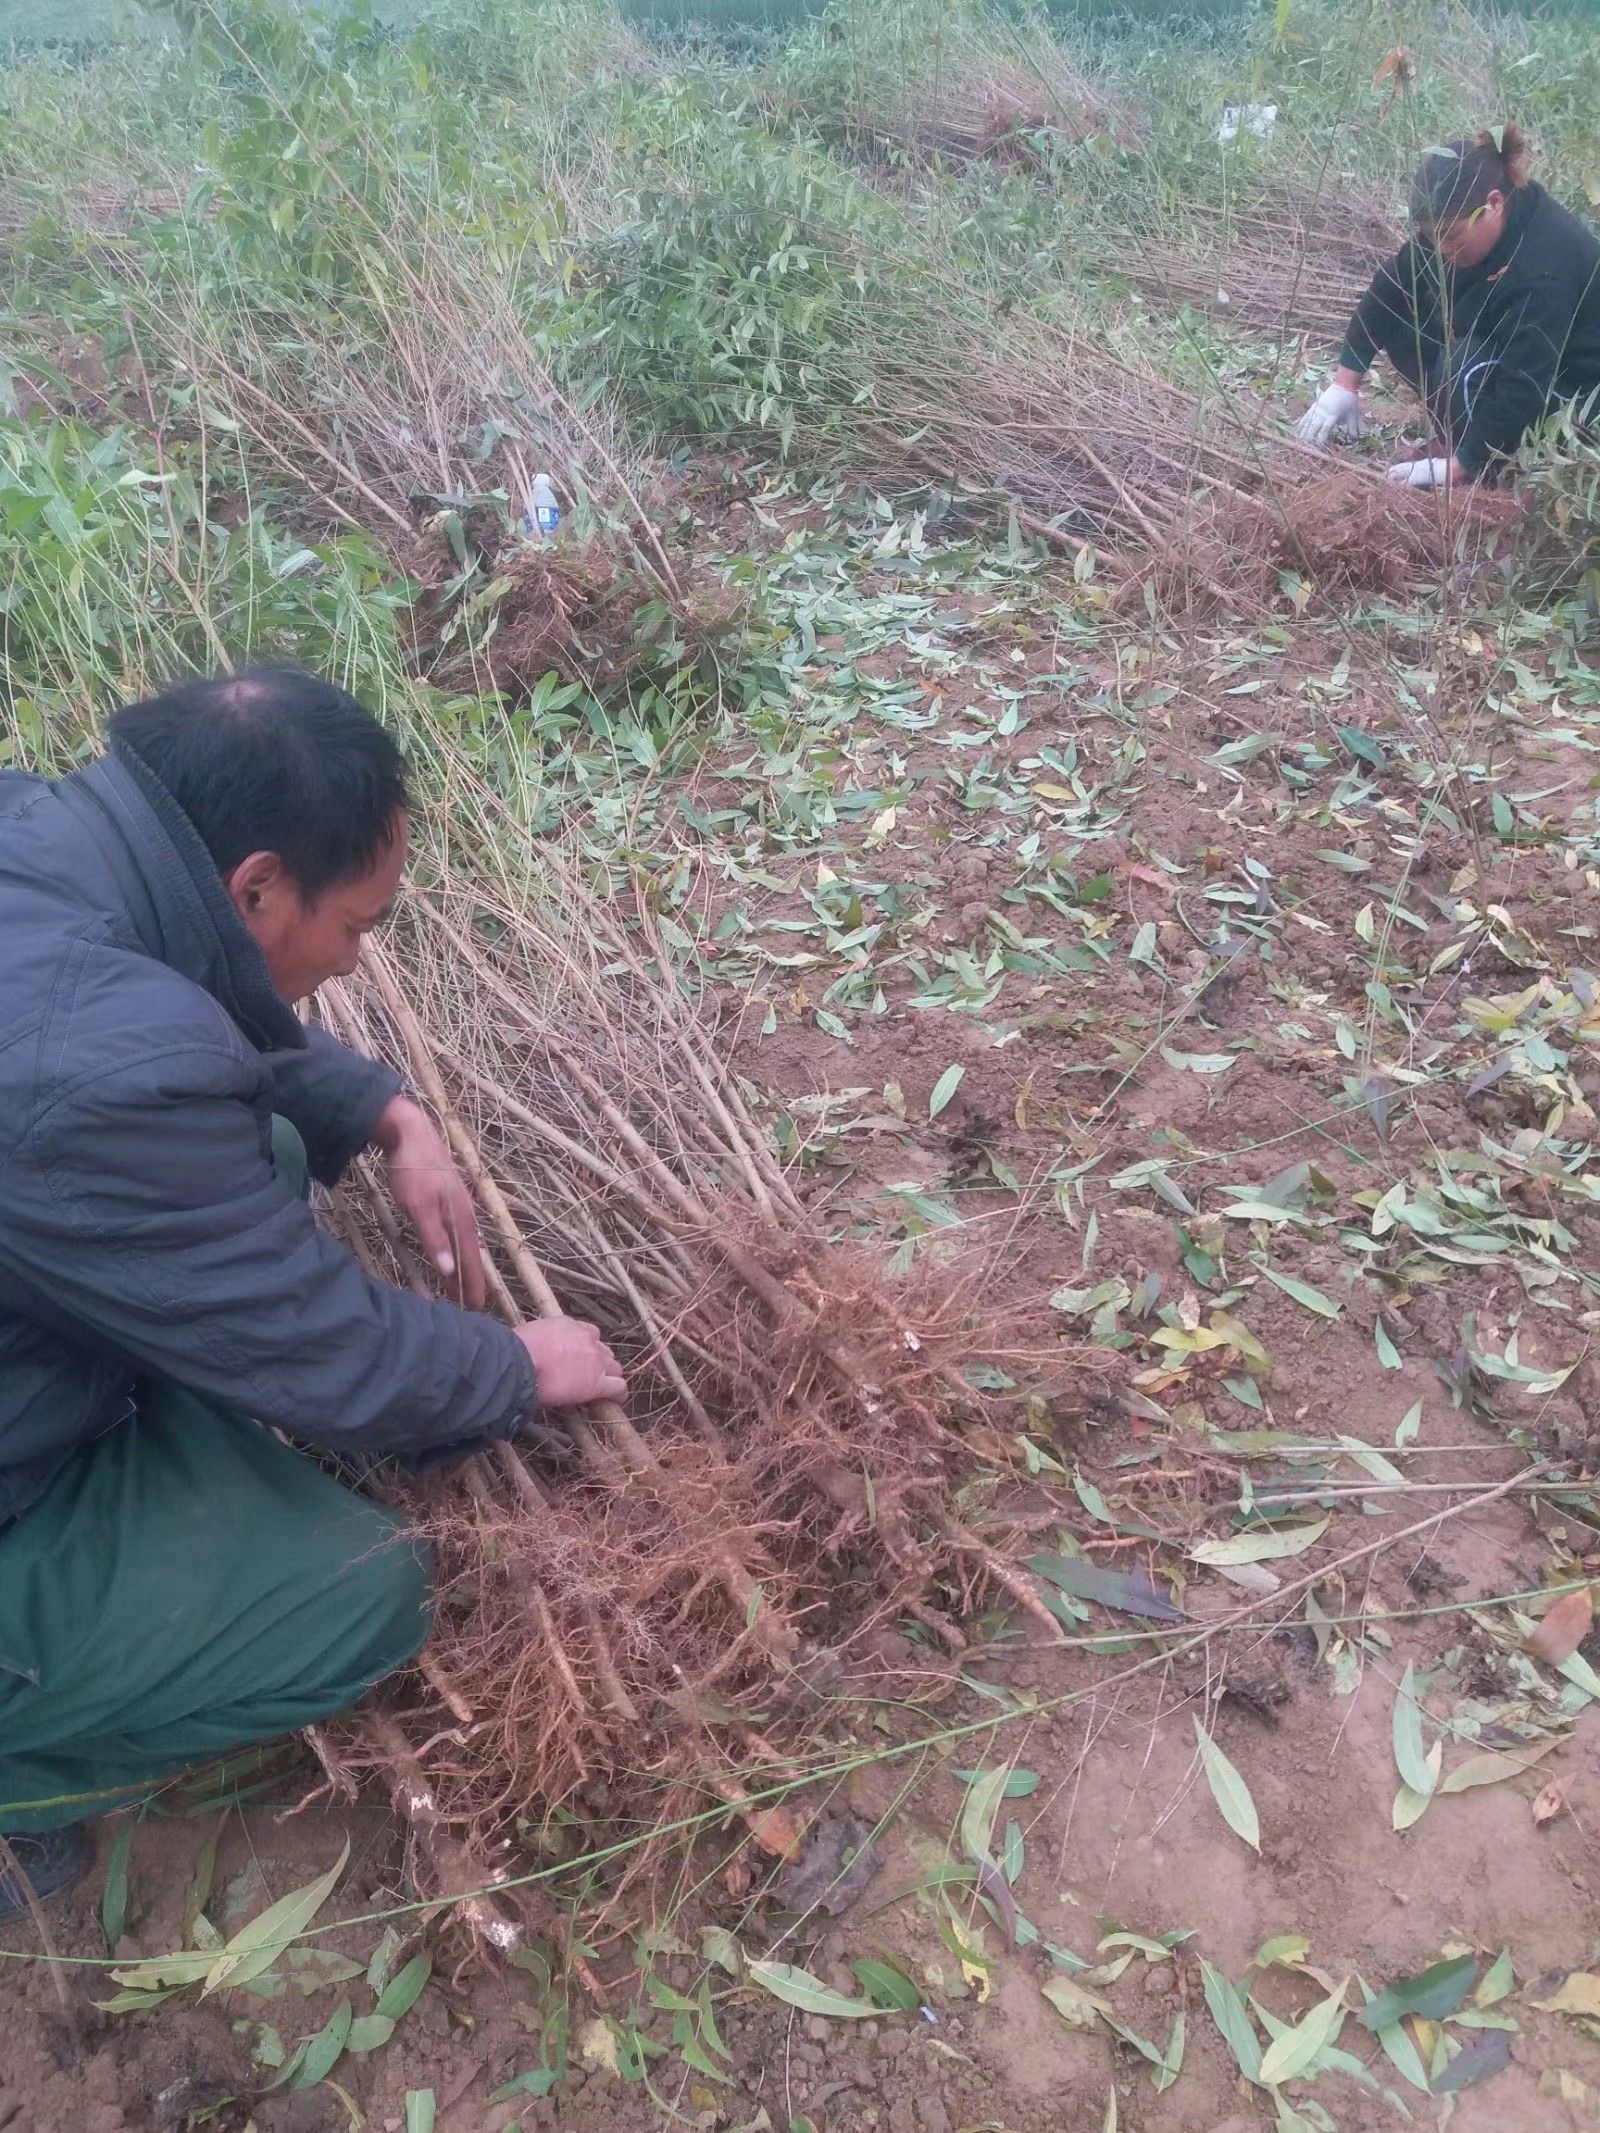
(227, 809), (409, 1003)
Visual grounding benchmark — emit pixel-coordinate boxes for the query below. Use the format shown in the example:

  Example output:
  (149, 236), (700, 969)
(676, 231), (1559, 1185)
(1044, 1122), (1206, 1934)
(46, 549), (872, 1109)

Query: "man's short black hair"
(108, 667), (410, 899)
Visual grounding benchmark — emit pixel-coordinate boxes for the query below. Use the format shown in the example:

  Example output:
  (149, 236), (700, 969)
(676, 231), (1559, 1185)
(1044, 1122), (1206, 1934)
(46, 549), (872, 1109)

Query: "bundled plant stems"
(1094, 181), (1402, 343)
(824, 39), (1140, 168)
(824, 282), (1519, 607)
(576, 175), (1519, 613)
(124, 241), (678, 601)
(318, 835), (1076, 1938)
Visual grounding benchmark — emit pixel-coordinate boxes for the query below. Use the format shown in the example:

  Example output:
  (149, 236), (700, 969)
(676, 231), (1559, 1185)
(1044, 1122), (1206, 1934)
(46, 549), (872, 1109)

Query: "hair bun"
(1493, 120), (1533, 188)
(1411, 123), (1530, 229)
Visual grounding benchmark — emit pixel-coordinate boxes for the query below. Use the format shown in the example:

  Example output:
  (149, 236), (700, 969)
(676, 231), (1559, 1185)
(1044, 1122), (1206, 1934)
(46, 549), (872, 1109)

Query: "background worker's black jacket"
(1340, 182), (1600, 477)
(0, 743), (537, 1531)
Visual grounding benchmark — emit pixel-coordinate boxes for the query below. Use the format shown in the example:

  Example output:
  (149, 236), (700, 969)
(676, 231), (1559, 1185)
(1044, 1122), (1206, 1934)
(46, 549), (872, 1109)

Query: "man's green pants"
(0, 1123), (432, 1833)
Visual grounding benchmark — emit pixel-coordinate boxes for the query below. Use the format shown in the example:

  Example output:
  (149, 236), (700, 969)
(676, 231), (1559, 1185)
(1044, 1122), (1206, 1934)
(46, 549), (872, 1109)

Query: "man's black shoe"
(0, 1823), (91, 1926)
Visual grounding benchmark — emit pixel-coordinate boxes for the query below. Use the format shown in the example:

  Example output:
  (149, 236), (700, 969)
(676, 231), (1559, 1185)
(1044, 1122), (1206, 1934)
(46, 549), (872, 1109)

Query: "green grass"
(0, 0), (144, 41)
(0, 0), (452, 46)
(2, 0), (1597, 722)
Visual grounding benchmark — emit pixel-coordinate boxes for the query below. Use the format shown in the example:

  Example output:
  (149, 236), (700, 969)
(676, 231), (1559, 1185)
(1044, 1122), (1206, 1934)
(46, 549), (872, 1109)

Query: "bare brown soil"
(5, 1453), (1599, 2133)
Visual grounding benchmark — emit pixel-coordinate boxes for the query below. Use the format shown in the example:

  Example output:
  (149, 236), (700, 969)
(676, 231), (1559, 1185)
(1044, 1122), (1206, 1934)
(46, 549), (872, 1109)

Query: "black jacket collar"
(72, 743), (308, 1056)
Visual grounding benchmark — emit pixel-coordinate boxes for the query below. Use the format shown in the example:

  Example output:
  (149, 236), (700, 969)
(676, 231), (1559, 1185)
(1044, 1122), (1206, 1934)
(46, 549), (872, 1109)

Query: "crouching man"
(0, 667), (624, 1918)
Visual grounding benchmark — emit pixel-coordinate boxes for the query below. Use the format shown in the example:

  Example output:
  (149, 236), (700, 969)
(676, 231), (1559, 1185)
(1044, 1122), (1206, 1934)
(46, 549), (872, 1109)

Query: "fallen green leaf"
(1160, 1047), (1235, 1074)
(747, 1961), (875, 2019)
(284, 1947), (364, 1995)
(1392, 1740), (1441, 1829)
(1258, 1980), (1347, 2086)
(94, 1985), (186, 2014)
(1391, 1666), (1435, 1800)
(1440, 1735), (1566, 1794)
(366, 1927), (402, 1998)
(491, 2067), (562, 2103)
(203, 1841), (350, 1998)
(1339, 1434), (1405, 1486)
(1258, 1266), (1342, 1319)
(181, 1828), (220, 1950)
(1372, 2006), (1432, 2092)
(108, 1950), (214, 1992)
(1476, 1950), (1514, 2008)
(959, 1767), (1009, 1869)
(1003, 1819), (1024, 1886)
(1191, 1518), (1328, 1567)
(1193, 1718), (1260, 1851)
(1150, 2010), (1184, 2092)
(289, 1998), (352, 2090)
(851, 1959), (920, 2012)
(375, 1953), (432, 2021)
(1099, 1927), (1190, 1959)
(929, 1063), (965, 1118)
(954, 1766), (1040, 1799)
(101, 1820), (135, 1953)
(1358, 1953), (1476, 2032)
(1200, 1960), (1263, 2083)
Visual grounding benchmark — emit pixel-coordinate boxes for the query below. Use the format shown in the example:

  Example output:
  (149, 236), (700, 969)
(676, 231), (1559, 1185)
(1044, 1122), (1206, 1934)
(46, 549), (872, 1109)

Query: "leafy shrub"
(588, 125), (911, 452)
(0, 414), (407, 754)
(1513, 392), (1600, 630)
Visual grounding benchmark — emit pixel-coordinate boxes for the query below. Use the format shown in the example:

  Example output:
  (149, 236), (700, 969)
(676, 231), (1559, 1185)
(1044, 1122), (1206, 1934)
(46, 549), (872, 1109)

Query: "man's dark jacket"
(0, 742), (536, 1531)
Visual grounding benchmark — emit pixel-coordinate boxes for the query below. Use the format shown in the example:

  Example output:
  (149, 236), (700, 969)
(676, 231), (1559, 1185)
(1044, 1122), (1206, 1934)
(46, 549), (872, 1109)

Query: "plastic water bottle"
(521, 472), (560, 540)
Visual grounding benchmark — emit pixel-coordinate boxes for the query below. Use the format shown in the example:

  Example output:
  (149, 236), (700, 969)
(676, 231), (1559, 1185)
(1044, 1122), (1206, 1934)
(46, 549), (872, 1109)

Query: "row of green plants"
(7, 0), (1598, 451)
(4, 0), (1599, 735)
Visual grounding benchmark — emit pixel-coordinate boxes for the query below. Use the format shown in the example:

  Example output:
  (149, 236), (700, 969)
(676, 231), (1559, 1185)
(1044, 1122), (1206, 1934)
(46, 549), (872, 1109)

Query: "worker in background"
(0, 668), (626, 1922)
(1295, 123), (1600, 487)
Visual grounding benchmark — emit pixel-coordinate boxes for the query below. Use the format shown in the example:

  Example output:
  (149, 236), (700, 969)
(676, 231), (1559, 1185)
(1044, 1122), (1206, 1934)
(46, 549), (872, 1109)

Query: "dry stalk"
(361, 946), (804, 1669)
(0, 1835), (79, 2034)
(360, 1714), (523, 1955)
(309, 857), (1097, 1895)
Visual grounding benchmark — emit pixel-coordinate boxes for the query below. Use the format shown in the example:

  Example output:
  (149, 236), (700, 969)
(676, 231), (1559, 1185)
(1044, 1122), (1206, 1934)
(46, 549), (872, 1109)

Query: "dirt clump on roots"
(1141, 466), (1527, 612)
(383, 1210), (1055, 1848)
(408, 525), (746, 702)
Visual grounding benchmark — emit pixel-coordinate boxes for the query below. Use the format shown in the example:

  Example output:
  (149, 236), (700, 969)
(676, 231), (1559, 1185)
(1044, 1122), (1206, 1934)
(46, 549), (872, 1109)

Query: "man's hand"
(1294, 380), (1370, 447)
(516, 1318), (627, 1408)
(373, 1094), (486, 1310)
(1386, 455), (1457, 490)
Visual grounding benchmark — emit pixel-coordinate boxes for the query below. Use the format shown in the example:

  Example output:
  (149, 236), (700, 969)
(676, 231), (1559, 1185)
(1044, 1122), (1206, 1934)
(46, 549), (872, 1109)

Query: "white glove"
(1294, 381), (1369, 446)
(1386, 456), (1452, 489)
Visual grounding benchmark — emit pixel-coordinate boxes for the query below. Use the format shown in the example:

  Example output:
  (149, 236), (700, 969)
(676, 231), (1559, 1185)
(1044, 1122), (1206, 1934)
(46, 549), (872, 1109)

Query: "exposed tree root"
(318, 864), (1098, 1931)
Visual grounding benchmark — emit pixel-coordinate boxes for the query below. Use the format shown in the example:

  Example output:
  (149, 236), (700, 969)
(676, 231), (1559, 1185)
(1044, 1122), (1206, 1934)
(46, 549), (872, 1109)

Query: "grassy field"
(6, 1), (1600, 2129)
(0, 0), (1259, 45)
